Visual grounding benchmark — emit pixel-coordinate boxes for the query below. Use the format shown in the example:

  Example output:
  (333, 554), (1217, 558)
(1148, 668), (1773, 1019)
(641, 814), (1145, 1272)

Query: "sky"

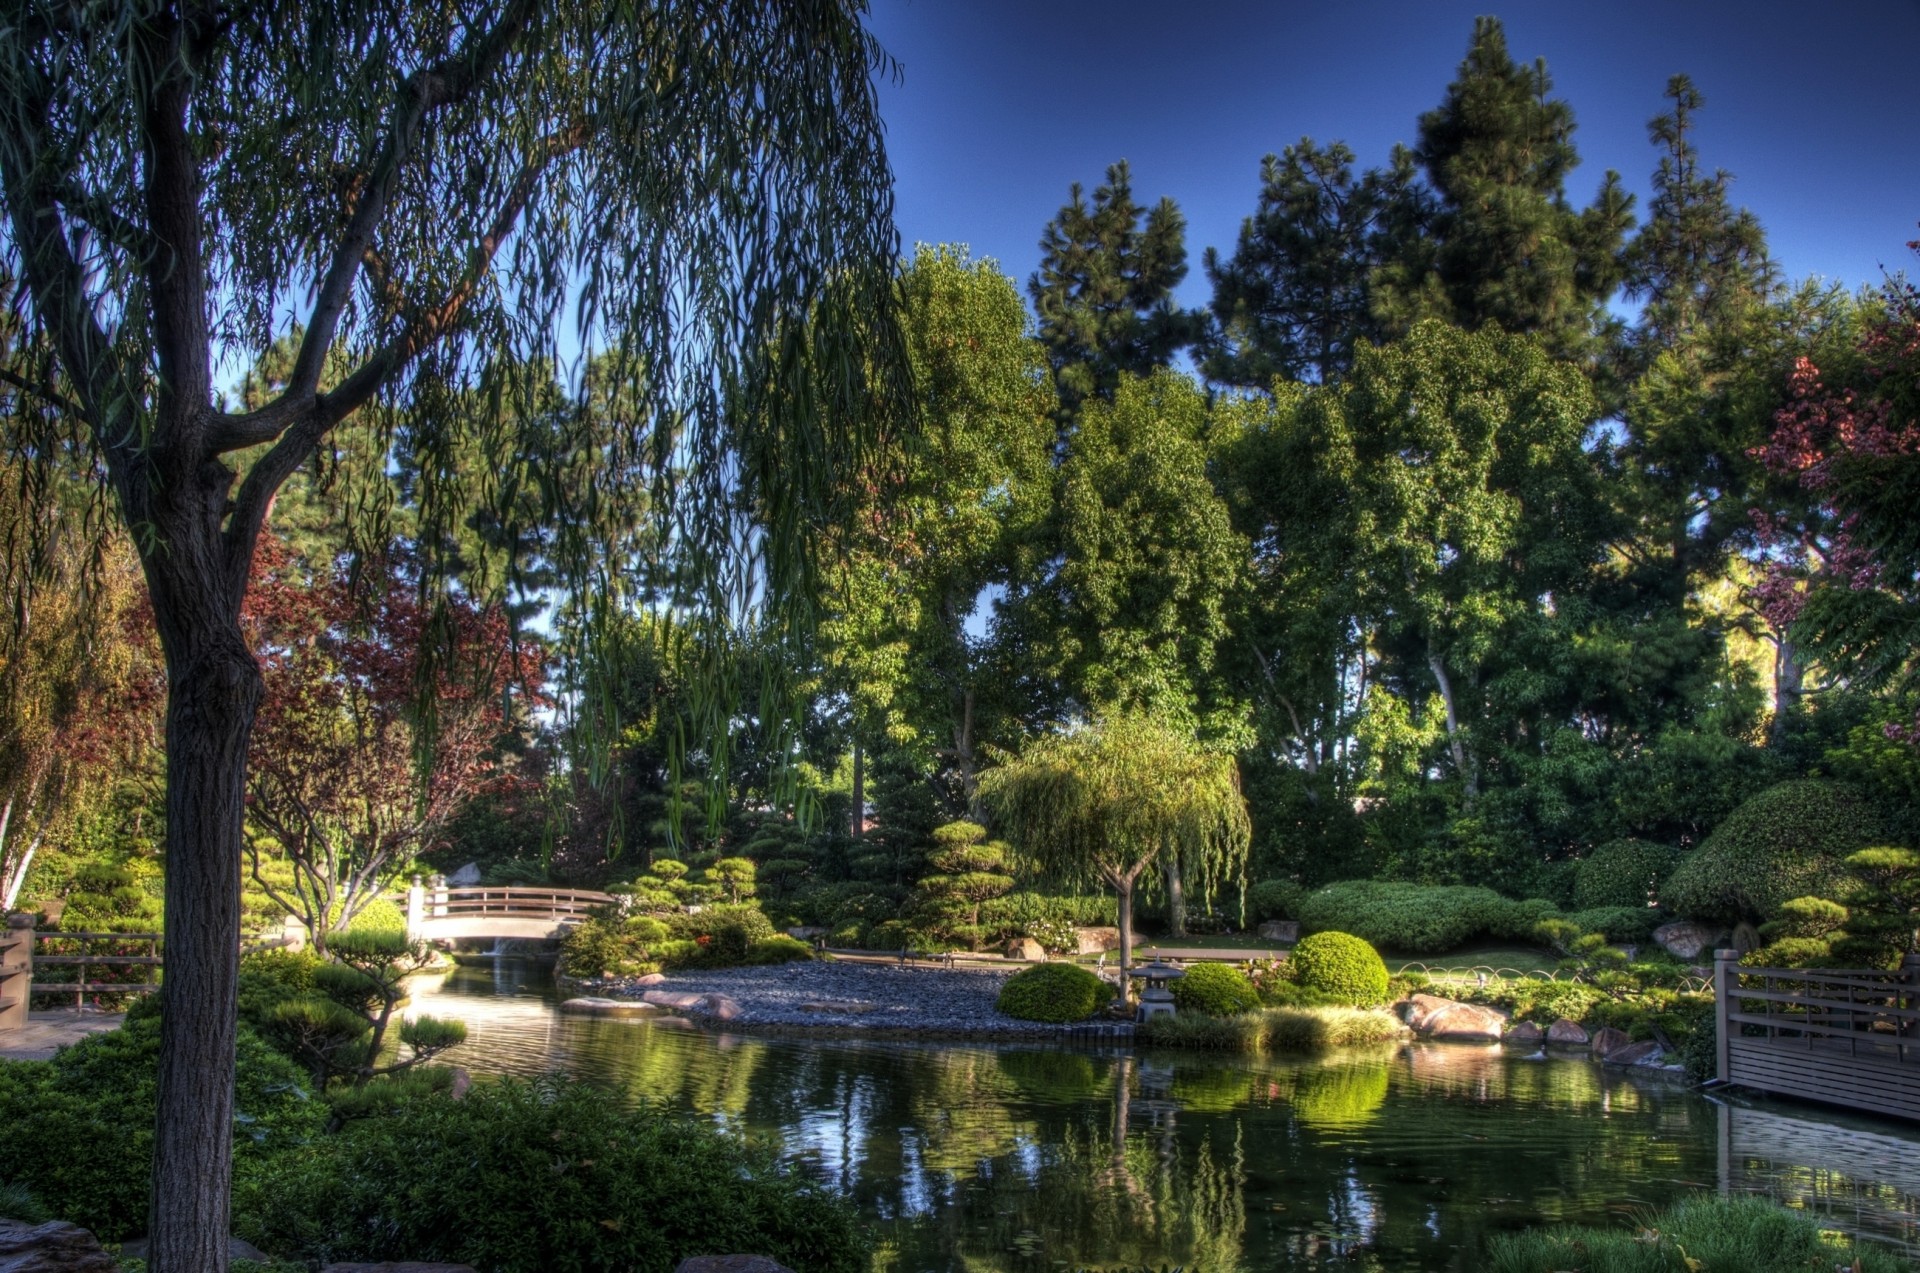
(864, 0), (1920, 313)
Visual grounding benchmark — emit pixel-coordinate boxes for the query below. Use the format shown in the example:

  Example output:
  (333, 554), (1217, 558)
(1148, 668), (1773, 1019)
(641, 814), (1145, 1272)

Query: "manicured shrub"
(976, 891), (1114, 944)
(1294, 880), (1555, 953)
(743, 935), (815, 965)
(1662, 779), (1886, 923)
(1170, 962), (1261, 1016)
(0, 1016), (325, 1241)
(995, 962), (1113, 1023)
(1246, 879), (1303, 922)
(233, 1075), (868, 1273)
(827, 919), (868, 947)
(1289, 931), (1389, 1005)
(1564, 905), (1661, 943)
(1572, 838), (1684, 910)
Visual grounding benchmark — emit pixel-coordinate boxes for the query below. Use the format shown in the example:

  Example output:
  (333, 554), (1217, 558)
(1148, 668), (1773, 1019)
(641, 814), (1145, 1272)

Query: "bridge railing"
(404, 879), (615, 933)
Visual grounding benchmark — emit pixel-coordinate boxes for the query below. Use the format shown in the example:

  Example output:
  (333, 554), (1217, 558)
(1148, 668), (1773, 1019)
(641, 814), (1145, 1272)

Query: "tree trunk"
(1770, 635), (1806, 746)
(1114, 870), (1137, 975)
(850, 739), (865, 839)
(1163, 854), (1187, 938)
(1427, 646), (1477, 802)
(145, 583), (262, 1273)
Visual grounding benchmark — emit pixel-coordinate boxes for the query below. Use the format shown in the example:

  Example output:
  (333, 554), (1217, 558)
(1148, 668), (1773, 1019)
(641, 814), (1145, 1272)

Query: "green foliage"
(915, 820), (1017, 946)
(1246, 879), (1303, 922)
(1484, 1194), (1908, 1273)
(1662, 780), (1886, 923)
(977, 892), (1114, 943)
(1573, 839), (1684, 910)
(0, 1181), (50, 1224)
(1169, 963), (1261, 1016)
(1295, 880), (1555, 953)
(559, 911), (660, 980)
(743, 936), (816, 965)
(995, 962), (1114, 1023)
(1140, 1007), (1403, 1054)
(1289, 931), (1390, 1005)
(705, 857), (758, 904)
(0, 1016), (324, 1241)
(1564, 906), (1662, 943)
(233, 1075), (868, 1273)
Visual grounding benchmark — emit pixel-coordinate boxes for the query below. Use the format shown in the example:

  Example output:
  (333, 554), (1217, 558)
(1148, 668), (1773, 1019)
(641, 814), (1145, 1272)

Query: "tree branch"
(221, 121), (590, 597)
(0, 366), (84, 420)
(209, 0), (541, 455)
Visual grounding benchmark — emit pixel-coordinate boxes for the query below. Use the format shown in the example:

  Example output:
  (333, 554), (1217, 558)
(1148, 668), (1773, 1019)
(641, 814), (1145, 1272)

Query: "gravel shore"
(574, 958), (1135, 1041)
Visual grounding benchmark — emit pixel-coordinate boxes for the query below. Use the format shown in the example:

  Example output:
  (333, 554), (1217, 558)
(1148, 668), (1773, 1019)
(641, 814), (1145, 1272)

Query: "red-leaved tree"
(242, 539), (544, 948)
(1750, 231), (1920, 740)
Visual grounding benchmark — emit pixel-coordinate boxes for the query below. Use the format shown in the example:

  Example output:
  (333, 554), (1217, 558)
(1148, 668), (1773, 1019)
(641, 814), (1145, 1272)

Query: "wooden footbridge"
(402, 878), (614, 942)
(1714, 950), (1920, 1123)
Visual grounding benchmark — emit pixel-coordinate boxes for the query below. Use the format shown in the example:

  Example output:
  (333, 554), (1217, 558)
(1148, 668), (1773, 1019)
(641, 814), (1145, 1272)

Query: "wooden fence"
(1715, 949), (1920, 1123)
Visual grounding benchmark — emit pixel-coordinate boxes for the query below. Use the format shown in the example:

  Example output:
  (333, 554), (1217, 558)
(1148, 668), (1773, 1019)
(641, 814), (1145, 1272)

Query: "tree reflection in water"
(407, 962), (1920, 1272)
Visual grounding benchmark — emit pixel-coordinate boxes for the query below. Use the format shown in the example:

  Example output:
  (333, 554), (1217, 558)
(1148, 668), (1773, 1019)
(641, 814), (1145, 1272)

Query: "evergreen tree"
(1203, 139), (1407, 387)
(1623, 74), (1776, 361)
(1029, 161), (1196, 419)
(1372, 17), (1634, 359)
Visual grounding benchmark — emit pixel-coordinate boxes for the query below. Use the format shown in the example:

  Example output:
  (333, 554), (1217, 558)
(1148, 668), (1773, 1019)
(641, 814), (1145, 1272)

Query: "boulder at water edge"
(1404, 994), (1508, 1042)
(1652, 920), (1724, 962)
(1505, 1020), (1544, 1044)
(0, 1220), (118, 1273)
(1546, 1019), (1590, 1045)
(701, 994), (744, 1021)
(641, 990), (708, 1010)
(1588, 1026), (1631, 1060)
(1602, 1040), (1666, 1068)
(561, 996), (660, 1018)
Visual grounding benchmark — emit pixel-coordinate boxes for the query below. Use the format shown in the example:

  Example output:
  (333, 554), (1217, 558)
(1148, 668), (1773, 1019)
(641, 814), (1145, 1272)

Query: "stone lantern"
(1128, 961), (1185, 1022)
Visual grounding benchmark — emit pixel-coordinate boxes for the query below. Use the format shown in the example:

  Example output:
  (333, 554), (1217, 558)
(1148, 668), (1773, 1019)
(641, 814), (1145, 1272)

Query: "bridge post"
(1903, 953), (1920, 1039)
(1713, 948), (1738, 1083)
(431, 874), (449, 920)
(407, 876), (426, 940)
(0, 912), (32, 1032)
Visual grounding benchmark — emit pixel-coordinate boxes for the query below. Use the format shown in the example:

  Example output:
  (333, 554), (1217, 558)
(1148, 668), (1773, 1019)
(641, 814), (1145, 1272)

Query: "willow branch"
(210, 0), (539, 454)
(0, 366), (84, 419)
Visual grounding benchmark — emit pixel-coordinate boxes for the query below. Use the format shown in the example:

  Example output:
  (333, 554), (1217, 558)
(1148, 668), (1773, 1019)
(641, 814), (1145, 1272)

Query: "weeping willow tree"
(0, 4), (905, 1268)
(978, 714), (1250, 972)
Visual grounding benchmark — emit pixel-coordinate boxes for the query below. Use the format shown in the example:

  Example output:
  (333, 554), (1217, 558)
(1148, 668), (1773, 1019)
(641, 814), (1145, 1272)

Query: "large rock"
(640, 990), (708, 1010)
(1256, 920), (1300, 943)
(701, 993), (744, 1021)
(1074, 927), (1122, 955)
(633, 972), (668, 986)
(785, 926), (827, 942)
(1652, 920), (1724, 962)
(446, 861), (483, 886)
(673, 1259), (797, 1273)
(560, 996), (659, 1018)
(1546, 1018), (1589, 1045)
(1005, 938), (1047, 961)
(1505, 1020), (1544, 1044)
(0, 1220), (118, 1273)
(1589, 1026), (1632, 1060)
(1404, 993), (1508, 1041)
(1602, 1040), (1666, 1068)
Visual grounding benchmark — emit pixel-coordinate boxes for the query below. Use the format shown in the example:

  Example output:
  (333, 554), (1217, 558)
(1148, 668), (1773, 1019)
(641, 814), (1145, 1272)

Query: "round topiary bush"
(1662, 780), (1888, 924)
(1573, 838), (1684, 910)
(1170, 962), (1261, 1016)
(995, 962), (1113, 1023)
(1247, 879), (1303, 922)
(1289, 931), (1389, 1005)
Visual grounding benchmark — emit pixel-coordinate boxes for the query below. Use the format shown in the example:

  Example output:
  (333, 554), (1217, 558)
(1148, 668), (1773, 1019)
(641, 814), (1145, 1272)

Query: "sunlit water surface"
(404, 959), (1920, 1272)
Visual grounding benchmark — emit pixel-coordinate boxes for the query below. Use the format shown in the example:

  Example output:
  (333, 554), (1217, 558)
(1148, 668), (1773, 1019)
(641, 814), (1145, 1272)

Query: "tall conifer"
(1029, 160), (1196, 419)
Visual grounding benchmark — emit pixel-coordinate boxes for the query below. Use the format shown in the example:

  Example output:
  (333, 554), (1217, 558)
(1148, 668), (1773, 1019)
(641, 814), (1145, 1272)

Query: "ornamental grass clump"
(995, 962), (1114, 1023)
(1485, 1194), (1909, 1273)
(1138, 1005), (1404, 1053)
(1289, 931), (1390, 1005)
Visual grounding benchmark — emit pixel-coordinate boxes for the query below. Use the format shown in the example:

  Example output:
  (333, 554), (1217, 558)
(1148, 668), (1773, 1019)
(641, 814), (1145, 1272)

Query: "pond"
(406, 959), (1920, 1272)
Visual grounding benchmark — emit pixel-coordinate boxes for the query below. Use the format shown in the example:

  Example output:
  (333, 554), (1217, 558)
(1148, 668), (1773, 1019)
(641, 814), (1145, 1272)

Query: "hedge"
(1289, 931), (1390, 1005)
(1294, 880), (1556, 953)
(1662, 779), (1887, 923)
(1572, 838), (1683, 910)
(995, 963), (1113, 1023)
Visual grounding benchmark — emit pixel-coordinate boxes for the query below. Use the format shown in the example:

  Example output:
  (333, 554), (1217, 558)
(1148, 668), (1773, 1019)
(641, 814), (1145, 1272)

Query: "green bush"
(233, 1074), (867, 1273)
(1572, 838), (1684, 910)
(1170, 962), (1261, 1016)
(1662, 779), (1887, 924)
(1564, 905), (1661, 943)
(1246, 879), (1303, 922)
(743, 935), (815, 965)
(826, 919), (868, 947)
(995, 962), (1113, 1023)
(976, 892), (1114, 944)
(1485, 1194), (1907, 1273)
(1294, 880), (1555, 953)
(1140, 1007), (1403, 1053)
(0, 1016), (325, 1241)
(559, 911), (657, 979)
(1289, 931), (1389, 1005)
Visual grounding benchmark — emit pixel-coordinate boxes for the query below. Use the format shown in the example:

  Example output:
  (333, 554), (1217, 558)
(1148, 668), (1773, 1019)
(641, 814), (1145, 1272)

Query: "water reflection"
(406, 961), (1920, 1272)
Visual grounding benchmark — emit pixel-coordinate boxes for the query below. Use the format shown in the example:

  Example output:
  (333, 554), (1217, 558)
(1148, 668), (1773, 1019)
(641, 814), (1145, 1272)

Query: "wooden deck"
(1715, 952), (1920, 1123)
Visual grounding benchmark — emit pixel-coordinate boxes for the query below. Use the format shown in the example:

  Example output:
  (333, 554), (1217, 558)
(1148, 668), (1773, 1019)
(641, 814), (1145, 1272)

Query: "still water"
(406, 960), (1920, 1272)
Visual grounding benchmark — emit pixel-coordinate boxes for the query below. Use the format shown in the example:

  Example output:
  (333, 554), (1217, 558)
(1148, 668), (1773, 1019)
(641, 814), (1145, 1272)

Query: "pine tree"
(1622, 74), (1777, 361)
(1372, 17), (1634, 359)
(1202, 139), (1407, 388)
(1029, 161), (1196, 419)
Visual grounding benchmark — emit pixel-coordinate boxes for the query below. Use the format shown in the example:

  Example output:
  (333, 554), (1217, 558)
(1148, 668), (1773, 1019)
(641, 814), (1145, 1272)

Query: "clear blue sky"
(865, 0), (1920, 310)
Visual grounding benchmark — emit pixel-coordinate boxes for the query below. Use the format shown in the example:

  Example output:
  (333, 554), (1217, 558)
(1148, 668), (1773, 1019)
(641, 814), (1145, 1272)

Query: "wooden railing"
(1715, 949), (1920, 1122)
(404, 880), (614, 935)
